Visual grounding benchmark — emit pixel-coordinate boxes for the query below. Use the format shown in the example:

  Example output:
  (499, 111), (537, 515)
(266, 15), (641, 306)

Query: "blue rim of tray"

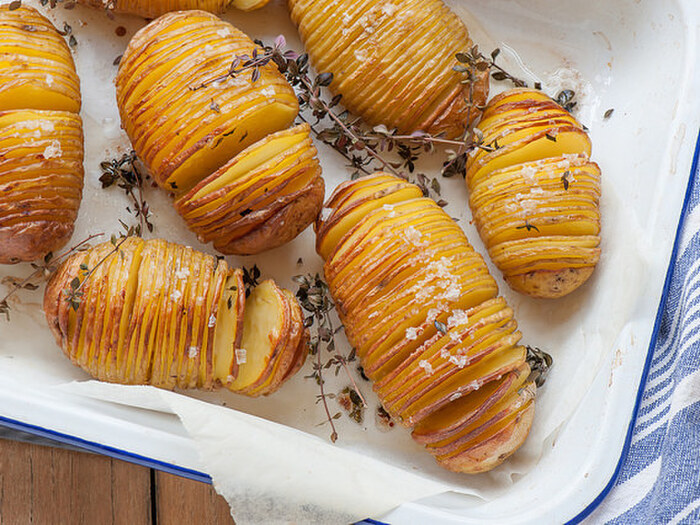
(2, 128), (699, 525)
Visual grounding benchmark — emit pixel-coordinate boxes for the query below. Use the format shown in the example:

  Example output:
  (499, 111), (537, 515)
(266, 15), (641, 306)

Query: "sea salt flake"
(405, 327), (418, 340)
(354, 48), (369, 62)
(449, 392), (462, 401)
(381, 3), (397, 16)
(341, 13), (352, 25)
(174, 268), (190, 279)
(42, 140), (62, 159)
(45, 74), (54, 87)
(208, 314), (216, 328)
(443, 283), (461, 302)
(170, 289), (182, 302)
(216, 29), (228, 38)
(235, 348), (247, 364)
(520, 165), (537, 183)
(260, 87), (276, 98)
(447, 309), (469, 328)
(426, 308), (441, 322)
(418, 360), (433, 375)
(188, 346), (199, 358)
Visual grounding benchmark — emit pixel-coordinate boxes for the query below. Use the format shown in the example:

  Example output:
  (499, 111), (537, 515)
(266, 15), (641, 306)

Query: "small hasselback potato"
(43, 238), (308, 396)
(0, 110), (84, 264)
(116, 11), (299, 194)
(466, 88), (602, 298)
(175, 123), (324, 255)
(78, 0), (269, 18)
(316, 173), (535, 473)
(0, 5), (81, 114)
(117, 12), (323, 255)
(288, 0), (489, 139)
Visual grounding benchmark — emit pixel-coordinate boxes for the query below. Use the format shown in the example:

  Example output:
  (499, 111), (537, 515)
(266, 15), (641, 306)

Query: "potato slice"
(226, 280), (289, 393)
(288, 0), (488, 138)
(212, 270), (245, 386)
(77, 0), (269, 18)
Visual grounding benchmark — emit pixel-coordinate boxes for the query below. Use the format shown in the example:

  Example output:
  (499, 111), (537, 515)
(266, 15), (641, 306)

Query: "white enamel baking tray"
(1, 0), (699, 523)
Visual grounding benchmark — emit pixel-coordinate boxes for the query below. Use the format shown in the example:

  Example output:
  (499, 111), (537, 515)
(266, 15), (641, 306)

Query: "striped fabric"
(587, 134), (700, 524)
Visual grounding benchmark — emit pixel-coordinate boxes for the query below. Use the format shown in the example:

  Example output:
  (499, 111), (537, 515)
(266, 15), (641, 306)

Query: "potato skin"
(0, 6), (84, 264)
(44, 238), (308, 395)
(288, 0), (488, 138)
(316, 173), (536, 473)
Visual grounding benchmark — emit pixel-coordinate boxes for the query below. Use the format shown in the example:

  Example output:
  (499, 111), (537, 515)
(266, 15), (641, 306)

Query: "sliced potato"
(315, 172), (536, 473)
(288, 0), (488, 138)
(466, 88), (602, 298)
(43, 239), (308, 396)
(77, 0), (269, 18)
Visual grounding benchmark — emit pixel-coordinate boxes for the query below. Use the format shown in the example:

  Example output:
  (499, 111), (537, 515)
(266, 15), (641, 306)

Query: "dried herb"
(294, 273), (366, 442)
(376, 405), (395, 430)
(604, 108), (614, 120)
(555, 89), (577, 113)
(8, 0), (21, 10)
(561, 170), (573, 190)
(517, 220), (540, 233)
(242, 264), (261, 298)
(337, 386), (364, 424)
(100, 151), (153, 235)
(0, 233), (103, 321)
(526, 345), (553, 387)
(63, 228), (136, 311)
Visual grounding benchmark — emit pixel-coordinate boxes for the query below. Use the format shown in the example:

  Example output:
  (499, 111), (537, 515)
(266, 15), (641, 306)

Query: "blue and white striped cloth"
(587, 133), (700, 524)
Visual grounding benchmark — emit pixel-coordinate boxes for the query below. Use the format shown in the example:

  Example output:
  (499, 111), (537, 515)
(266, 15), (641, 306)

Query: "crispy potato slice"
(212, 270), (245, 385)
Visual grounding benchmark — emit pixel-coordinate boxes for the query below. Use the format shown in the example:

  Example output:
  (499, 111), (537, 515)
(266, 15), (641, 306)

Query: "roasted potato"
(44, 238), (308, 395)
(78, 0), (269, 18)
(175, 123), (324, 255)
(288, 0), (489, 139)
(466, 88), (601, 298)
(117, 11), (324, 255)
(0, 6), (84, 265)
(316, 173), (535, 473)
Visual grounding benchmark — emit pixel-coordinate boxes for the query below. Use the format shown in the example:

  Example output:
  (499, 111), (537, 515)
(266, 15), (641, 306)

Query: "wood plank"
(155, 471), (234, 525)
(0, 438), (151, 525)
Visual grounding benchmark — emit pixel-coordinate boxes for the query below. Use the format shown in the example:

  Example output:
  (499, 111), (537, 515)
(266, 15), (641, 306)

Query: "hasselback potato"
(117, 11), (324, 255)
(466, 88), (601, 298)
(288, 0), (489, 139)
(0, 5), (84, 264)
(316, 173), (535, 473)
(44, 238), (308, 395)
(79, 0), (269, 19)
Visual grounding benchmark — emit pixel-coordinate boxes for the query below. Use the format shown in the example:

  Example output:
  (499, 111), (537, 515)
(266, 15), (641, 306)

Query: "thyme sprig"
(63, 226), (138, 311)
(99, 151), (153, 236)
(0, 233), (103, 321)
(294, 273), (366, 442)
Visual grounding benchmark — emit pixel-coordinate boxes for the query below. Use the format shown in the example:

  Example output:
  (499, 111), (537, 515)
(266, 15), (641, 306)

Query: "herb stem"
(323, 309), (367, 407)
(315, 317), (339, 443)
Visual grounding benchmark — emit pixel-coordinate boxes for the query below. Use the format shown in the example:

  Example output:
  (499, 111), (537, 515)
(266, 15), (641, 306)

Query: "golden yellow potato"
(175, 123), (324, 255)
(44, 238), (308, 395)
(466, 88), (601, 298)
(0, 6), (84, 265)
(117, 12), (323, 254)
(78, 0), (269, 18)
(0, 110), (84, 264)
(288, 0), (489, 139)
(316, 173), (535, 473)
(116, 11), (299, 194)
(0, 5), (81, 113)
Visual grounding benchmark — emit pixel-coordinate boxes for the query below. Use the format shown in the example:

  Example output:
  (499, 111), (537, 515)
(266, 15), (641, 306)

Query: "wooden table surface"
(0, 438), (234, 525)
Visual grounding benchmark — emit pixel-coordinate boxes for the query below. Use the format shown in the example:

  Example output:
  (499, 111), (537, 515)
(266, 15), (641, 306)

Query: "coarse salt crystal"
(354, 48), (369, 62)
(174, 268), (190, 279)
(403, 225), (423, 245)
(381, 3), (397, 16)
(530, 187), (544, 195)
(208, 314), (216, 328)
(443, 283), (461, 302)
(405, 327), (418, 340)
(260, 87), (276, 98)
(42, 140), (62, 159)
(235, 348), (247, 364)
(170, 289), (182, 302)
(449, 392), (462, 401)
(188, 346), (199, 358)
(45, 74), (54, 87)
(426, 308), (441, 322)
(342, 13), (352, 25)
(450, 331), (462, 342)
(216, 29), (228, 38)
(563, 153), (580, 162)
(520, 165), (537, 183)
(447, 309), (469, 327)
(419, 360), (433, 375)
